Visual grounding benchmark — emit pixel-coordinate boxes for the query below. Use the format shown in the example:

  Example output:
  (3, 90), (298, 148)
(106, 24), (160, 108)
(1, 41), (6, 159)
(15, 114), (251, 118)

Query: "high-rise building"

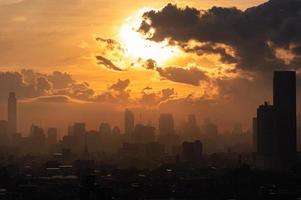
(256, 102), (276, 156)
(8, 92), (17, 135)
(297, 113), (301, 151)
(187, 114), (197, 128)
(255, 71), (297, 170)
(181, 140), (203, 163)
(0, 120), (8, 145)
(125, 109), (134, 136)
(99, 123), (111, 135)
(252, 117), (257, 152)
(159, 113), (175, 135)
(74, 123), (86, 137)
(185, 114), (201, 141)
(30, 124), (46, 152)
(132, 124), (156, 143)
(47, 128), (58, 145)
(273, 71), (296, 163)
(203, 119), (218, 139)
(73, 123), (86, 152)
(112, 126), (121, 135)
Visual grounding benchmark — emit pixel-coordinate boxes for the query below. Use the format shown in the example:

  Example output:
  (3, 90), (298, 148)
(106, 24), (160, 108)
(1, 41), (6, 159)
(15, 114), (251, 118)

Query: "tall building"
(273, 71), (296, 163)
(256, 102), (276, 156)
(252, 117), (257, 152)
(99, 123), (111, 135)
(255, 71), (297, 170)
(8, 92), (17, 135)
(185, 114), (201, 141)
(112, 126), (121, 135)
(132, 124), (156, 143)
(187, 114), (197, 128)
(297, 113), (301, 151)
(73, 123), (86, 152)
(181, 140), (203, 163)
(159, 113), (175, 135)
(125, 109), (134, 136)
(0, 120), (8, 145)
(203, 119), (218, 139)
(47, 128), (58, 145)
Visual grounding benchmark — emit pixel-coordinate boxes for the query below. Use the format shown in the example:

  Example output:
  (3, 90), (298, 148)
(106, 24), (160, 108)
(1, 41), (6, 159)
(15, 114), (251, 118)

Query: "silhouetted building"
(47, 128), (58, 145)
(8, 92), (17, 135)
(0, 120), (8, 146)
(256, 102), (276, 156)
(68, 125), (74, 136)
(252, 117), (257, 152)
(112, 126), (121, 135)
(132, 124), (155, 143)
(273, 71), (296, 165)
(188, 114), (197, 128)
(203, 119), (218, 139)
(297, 113), (301, 151)
(159, 113), (174, 135)
(181, 140), (203, 163)
(125, 109), (134, 138)
(185, 114), (201, 141)
(30, 124), (46, 152)
(99, 123), (111, 135)
(73, 123), (86, 152)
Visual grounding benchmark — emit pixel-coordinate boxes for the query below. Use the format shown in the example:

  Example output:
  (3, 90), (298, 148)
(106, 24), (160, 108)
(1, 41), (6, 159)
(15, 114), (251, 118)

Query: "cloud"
(157, 66), (207, 86)
(139, 87), (176, 107)
(0, 70), (96, 101)
(23, 95), (87, 104)
(95, 55), (123, 71)
(139, 1), (301, 72)
(109, 79), (130, 91)
(36, 76), (53, 94)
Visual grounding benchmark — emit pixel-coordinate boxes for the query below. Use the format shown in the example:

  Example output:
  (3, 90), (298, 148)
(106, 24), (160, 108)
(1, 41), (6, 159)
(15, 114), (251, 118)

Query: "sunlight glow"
(118, 8), (180, 65)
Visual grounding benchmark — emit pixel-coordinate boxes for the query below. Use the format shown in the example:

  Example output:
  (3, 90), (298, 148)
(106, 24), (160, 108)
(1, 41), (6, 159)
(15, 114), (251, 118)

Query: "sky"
(0, 0), (300, 136)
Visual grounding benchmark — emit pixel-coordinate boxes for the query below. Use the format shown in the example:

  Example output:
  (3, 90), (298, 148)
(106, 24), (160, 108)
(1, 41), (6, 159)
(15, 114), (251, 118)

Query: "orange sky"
(0, 0), (280, 134)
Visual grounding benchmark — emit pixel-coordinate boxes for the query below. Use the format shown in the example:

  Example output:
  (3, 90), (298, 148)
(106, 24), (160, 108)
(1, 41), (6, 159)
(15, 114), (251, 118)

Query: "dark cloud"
(109, 79), (130, 92)
(46, 71), (75, 89)
(139, 1), (301, 71)
(0, 70), (96, 102)
(95, 55), (122, 71)
(157, 67), (207, 86)
(96, 38), (123, 51)
(36, 76), (52, 94)
(140, 87), (176, 107)
(144, 59), (157, 70)
(183, 43), (237, 64)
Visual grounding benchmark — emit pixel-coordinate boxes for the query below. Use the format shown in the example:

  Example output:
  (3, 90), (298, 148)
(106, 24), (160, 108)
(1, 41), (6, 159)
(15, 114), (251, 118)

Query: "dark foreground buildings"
(8, 92), (17, 136)
(255, 71), (297, 170)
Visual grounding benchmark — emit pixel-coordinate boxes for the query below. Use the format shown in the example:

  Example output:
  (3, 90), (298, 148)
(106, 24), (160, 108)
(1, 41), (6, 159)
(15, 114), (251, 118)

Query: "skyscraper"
(252, 117), (257, 152)
(185, 114), (200, 141)
(159, 113), (174, 135)
(297, 113), (301, 151)
(99, 123), (111, 135)
(255, 71), (297, 170)
(125, 109), (134, 136)
(273, 71), (296, 163)
(8, 92), (17, 135)
(256, 102), (276, 156)
(47, 128), (58, 145)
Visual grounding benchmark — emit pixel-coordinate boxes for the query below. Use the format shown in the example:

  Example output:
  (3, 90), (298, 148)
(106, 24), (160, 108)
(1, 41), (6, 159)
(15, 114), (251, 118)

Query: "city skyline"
(1, 1), (301, 197)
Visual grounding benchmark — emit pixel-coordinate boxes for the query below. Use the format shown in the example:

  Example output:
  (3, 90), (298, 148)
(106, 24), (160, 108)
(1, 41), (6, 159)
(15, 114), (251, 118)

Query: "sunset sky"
(0, 0), (300, 135)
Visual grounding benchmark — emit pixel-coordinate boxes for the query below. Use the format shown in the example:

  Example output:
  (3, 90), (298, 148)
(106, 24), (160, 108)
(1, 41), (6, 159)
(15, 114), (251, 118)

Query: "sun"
(118, 8), (180, 65)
